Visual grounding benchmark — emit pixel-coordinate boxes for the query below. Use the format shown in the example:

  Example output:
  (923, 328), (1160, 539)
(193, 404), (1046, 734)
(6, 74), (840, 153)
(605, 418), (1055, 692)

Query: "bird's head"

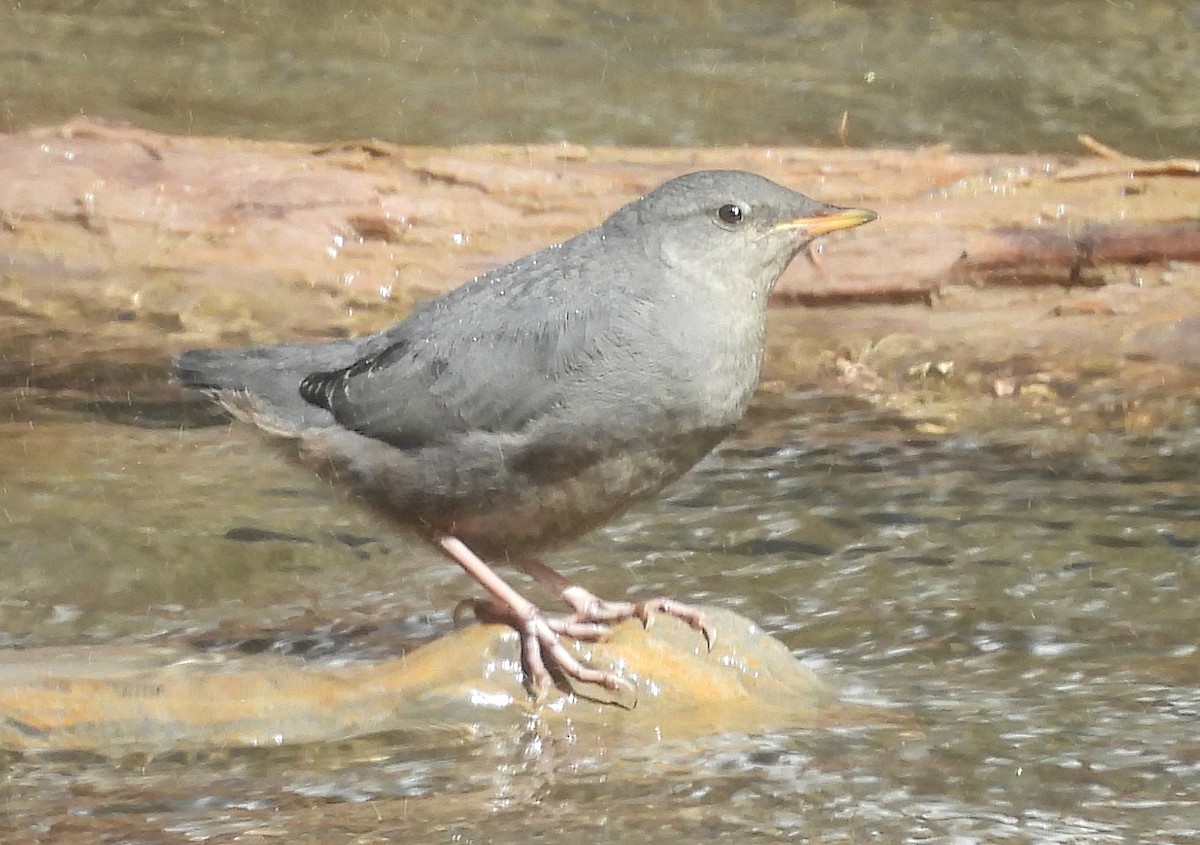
(609, 169), (876, 299)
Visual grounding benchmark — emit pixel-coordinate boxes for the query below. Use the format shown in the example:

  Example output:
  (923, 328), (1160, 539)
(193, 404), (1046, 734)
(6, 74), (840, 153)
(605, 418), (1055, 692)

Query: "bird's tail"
(173, 339), (369, 432)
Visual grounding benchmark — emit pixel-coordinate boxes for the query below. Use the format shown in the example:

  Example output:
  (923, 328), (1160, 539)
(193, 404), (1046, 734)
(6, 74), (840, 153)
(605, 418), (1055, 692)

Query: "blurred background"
(3, 0), (1197, 155)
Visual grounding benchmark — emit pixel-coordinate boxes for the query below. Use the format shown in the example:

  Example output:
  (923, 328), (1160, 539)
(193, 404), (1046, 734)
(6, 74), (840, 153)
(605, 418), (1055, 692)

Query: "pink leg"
(438, 536), (636, 703)
(514, 558), (715, 649)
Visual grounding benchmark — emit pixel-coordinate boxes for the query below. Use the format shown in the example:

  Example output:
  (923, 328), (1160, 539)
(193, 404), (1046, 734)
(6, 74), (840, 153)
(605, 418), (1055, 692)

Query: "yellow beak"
(770, 206), (877, 237)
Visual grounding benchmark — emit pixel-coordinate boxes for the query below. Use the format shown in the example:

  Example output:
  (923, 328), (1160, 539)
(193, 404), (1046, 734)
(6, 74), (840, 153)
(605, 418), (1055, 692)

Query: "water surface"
(2, 388), (1197, 842)
(3, 1), (1197, 155)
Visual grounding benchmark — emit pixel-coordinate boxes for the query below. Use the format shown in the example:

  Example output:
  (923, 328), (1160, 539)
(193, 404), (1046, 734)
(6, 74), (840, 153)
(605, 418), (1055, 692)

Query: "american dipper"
(175, 170), (875, 701)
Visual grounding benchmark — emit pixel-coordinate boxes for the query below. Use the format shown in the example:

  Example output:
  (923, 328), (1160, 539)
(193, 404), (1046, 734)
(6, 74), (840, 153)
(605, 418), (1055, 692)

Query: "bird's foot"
(512, 559), (716, 650)
(439, 536), (636, 704)
(559, 586), (715, 650)
(462, 597), (637, 707)
(460, 597), (610, 641)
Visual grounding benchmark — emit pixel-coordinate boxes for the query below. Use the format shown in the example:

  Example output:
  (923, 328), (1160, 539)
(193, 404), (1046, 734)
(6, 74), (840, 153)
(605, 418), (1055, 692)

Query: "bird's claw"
(461, 598), (636, 707)
(635, 597), (716, 651)
(520, 612), (637, 708)
(562, 594), (715, 651)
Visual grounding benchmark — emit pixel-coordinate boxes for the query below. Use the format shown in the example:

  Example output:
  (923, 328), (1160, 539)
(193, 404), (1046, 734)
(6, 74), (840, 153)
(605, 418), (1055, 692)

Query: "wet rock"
(0, 606), (838, 753)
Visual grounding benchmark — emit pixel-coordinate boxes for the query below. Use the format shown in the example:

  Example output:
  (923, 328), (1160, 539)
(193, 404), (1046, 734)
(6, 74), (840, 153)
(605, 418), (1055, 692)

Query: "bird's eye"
(716, 203), (745, 226)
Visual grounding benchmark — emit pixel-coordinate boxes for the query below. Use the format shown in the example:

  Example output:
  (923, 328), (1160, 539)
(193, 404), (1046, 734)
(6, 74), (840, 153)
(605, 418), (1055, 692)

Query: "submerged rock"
(0, 606), (839, 753)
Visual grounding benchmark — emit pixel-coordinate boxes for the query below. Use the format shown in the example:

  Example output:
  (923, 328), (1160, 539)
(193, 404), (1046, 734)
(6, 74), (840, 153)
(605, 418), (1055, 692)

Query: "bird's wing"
(300, 253), (644, 448)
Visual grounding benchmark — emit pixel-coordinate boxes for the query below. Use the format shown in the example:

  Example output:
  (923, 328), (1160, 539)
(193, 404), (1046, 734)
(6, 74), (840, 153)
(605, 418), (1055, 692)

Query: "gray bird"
(175, 170), (875, 701)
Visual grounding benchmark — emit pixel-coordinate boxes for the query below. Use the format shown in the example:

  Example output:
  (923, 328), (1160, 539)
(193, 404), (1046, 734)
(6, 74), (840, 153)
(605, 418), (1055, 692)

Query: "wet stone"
(0, 606), (837, 753)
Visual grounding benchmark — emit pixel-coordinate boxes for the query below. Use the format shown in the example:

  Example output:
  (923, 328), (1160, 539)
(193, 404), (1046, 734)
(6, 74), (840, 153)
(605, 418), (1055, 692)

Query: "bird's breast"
(651, 292), (769, 429)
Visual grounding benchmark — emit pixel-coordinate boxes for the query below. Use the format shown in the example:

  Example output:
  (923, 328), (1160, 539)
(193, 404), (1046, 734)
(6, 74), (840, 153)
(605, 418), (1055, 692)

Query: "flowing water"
(2, 388), (1198, 842)
(3, 0), (1198, 156)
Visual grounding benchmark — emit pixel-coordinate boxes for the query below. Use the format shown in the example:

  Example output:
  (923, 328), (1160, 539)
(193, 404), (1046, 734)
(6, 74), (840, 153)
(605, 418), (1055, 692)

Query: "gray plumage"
(176, 170), (872, 558)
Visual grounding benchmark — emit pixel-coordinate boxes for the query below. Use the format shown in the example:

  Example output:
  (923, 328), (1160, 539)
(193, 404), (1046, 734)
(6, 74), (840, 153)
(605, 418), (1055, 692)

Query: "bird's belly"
(435, 434), (725, 556)
(303, 424), (730, 559)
